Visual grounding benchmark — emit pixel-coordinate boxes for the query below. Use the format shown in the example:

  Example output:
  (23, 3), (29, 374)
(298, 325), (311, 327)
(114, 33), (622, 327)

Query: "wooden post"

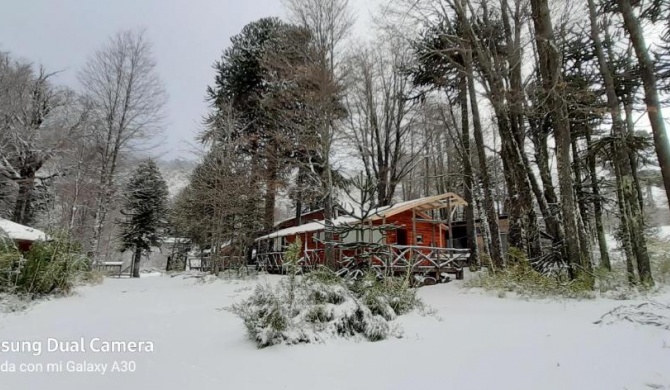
(439, 224), (443, 248)
(434, 212), (440, 278)
(448, 198), (453, 249)
(431, 214), (436, 248)
(412, 208), (417, 272)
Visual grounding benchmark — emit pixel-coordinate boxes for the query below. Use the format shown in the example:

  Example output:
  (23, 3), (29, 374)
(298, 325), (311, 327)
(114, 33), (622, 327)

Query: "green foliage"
(0, 236), (90, 297)
(284, 237), (301, 274)
(285, 237), (301, 305)
(118, 159), (169, 253)
(506, 247), (528, 265)
(232, 284), (288, 347)
(465, 259), (595, 299)
(350, 272), (418, 320)
(305, 265), (343, 285)
(118, 159), (168, 278)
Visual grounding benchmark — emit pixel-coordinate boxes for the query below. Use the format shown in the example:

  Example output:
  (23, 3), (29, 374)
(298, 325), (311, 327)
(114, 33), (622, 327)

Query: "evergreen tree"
(118, 160), (169, 278)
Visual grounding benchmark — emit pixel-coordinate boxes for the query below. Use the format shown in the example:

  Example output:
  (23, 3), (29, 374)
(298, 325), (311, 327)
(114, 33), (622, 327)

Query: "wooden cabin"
(254, 193), (471, 281)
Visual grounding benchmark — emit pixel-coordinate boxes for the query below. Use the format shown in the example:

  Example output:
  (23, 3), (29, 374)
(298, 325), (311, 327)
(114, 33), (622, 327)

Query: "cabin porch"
(254, 193), (472, 283)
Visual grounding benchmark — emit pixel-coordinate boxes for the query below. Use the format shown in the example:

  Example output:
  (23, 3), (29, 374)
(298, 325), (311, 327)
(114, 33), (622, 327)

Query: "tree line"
(1, 29), (169, 272)
(174, 0), (669, 287)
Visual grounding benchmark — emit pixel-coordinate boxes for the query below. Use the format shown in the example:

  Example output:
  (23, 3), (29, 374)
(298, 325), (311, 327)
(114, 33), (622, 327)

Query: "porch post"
(448, 198), (453, 248)
(439, 224), (443, 248)
(412, 208), (417, 271)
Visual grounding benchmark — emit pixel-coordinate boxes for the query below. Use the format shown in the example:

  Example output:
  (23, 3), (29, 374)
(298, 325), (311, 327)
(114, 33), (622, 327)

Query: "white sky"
(0, 0), (377, 160)
(3, 1), (663, 163)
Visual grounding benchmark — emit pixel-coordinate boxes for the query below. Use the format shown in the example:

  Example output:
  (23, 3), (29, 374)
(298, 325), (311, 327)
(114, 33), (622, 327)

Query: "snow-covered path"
(1, 274), (669, 390)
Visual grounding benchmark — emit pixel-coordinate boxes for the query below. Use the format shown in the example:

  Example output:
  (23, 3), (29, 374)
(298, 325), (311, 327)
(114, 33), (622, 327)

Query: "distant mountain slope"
(157, 158), (196, 199)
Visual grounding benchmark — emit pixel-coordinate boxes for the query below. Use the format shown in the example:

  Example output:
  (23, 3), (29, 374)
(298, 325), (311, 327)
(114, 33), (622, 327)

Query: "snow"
(157, 159), (195, 199)
(655, 226), (670, 242)
(0, 218), (47, 242)
(0, 274), (669, 389)
(651, 186), (668, 210)
(255, 216), (360, 240)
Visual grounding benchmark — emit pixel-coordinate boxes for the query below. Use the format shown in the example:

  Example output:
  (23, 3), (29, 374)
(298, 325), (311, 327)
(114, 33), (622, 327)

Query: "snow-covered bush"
(350, 272), (418, 320)
(230, 265), (419, 348)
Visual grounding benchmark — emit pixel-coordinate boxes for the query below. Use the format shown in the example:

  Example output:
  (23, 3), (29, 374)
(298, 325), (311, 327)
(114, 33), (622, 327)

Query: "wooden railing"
(385, 245), (470, 270)
(255, 251), (284, 271)
(255, 244), (470, 277)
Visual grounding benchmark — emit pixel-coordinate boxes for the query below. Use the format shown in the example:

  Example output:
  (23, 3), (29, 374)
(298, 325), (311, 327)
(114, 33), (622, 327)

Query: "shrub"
(0, 235), (90, 297)
(465, 259), (595, 299)
(350, 272), (418, 320)
(230, 267), (418, 348)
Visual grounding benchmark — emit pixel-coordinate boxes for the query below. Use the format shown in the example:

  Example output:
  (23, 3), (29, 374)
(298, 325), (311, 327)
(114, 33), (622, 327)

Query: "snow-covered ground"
(0, 274), (669, 390)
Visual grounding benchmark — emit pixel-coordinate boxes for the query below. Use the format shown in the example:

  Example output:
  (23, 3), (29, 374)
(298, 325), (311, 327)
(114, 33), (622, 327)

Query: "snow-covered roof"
(255, 216), (360, 241)
(0, 218), (47, 242)
(256, 193), (467, 241)
(366, 192), (467, 221)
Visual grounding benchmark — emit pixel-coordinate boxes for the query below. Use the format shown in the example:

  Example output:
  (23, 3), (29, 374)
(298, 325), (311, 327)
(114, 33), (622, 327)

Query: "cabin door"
(396, 228), (408, 245)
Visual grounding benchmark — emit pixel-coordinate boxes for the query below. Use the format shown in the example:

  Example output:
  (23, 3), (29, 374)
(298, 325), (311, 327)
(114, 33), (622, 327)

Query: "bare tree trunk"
(585, 127), (611, 270)
(459, 75), (479, 268)
(588, 0), (652, 285)
(132, 246), (142, 278)
(530, 0), (591, 281)
(12, 171), (36, 225)
(617, 0), (670, 223)
(465, 47), (503, 269)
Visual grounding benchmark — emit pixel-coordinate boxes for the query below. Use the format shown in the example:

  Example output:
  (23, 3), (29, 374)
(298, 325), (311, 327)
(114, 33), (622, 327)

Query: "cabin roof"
(256, 193), (467, 241)
(366, 192), (467, 221)
(255, 216), (359, 241)
(0, 218), (47, 242)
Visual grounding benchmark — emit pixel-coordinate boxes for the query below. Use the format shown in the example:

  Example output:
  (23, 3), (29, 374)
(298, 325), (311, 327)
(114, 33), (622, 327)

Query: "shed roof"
(0, 218), (47, 242)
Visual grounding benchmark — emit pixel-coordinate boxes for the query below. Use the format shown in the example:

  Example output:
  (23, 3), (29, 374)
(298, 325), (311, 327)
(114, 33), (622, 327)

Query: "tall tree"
(207, 18), (304, 229)
(587, 0), (653, 285)
(344, 41), (418, 207)
(530, 0), (592, 281)
(616, 0), (670, 214)
(0, 51), (84, 225)
(118, 159), (168, 278)
(79, 29), (166, 262)
(283, 0), (355, 267)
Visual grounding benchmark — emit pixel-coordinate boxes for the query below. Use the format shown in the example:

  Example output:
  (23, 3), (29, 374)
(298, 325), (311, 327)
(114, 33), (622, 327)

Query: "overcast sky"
(0, 0), (375, 160)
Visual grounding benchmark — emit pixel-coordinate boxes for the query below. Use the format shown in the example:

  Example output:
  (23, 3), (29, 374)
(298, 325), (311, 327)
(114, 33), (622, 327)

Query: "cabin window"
(416, 234), (423, 244)
(340, 228), (384, 244)
(370, 229), (384, 244)
(340, 229), (358, 244)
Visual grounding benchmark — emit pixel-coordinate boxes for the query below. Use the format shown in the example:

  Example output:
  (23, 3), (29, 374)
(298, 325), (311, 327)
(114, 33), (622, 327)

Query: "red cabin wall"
(375, 210), (447, 248)
(263, 209), (452, 268)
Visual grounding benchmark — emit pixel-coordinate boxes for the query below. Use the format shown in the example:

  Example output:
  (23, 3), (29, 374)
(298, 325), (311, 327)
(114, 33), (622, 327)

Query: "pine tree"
(118, 160), (169, 278)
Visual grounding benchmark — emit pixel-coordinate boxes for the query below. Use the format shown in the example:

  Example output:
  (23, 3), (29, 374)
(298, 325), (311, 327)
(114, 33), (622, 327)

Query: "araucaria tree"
(206, 18), (344, 219)
(118, 160), (168, 278)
